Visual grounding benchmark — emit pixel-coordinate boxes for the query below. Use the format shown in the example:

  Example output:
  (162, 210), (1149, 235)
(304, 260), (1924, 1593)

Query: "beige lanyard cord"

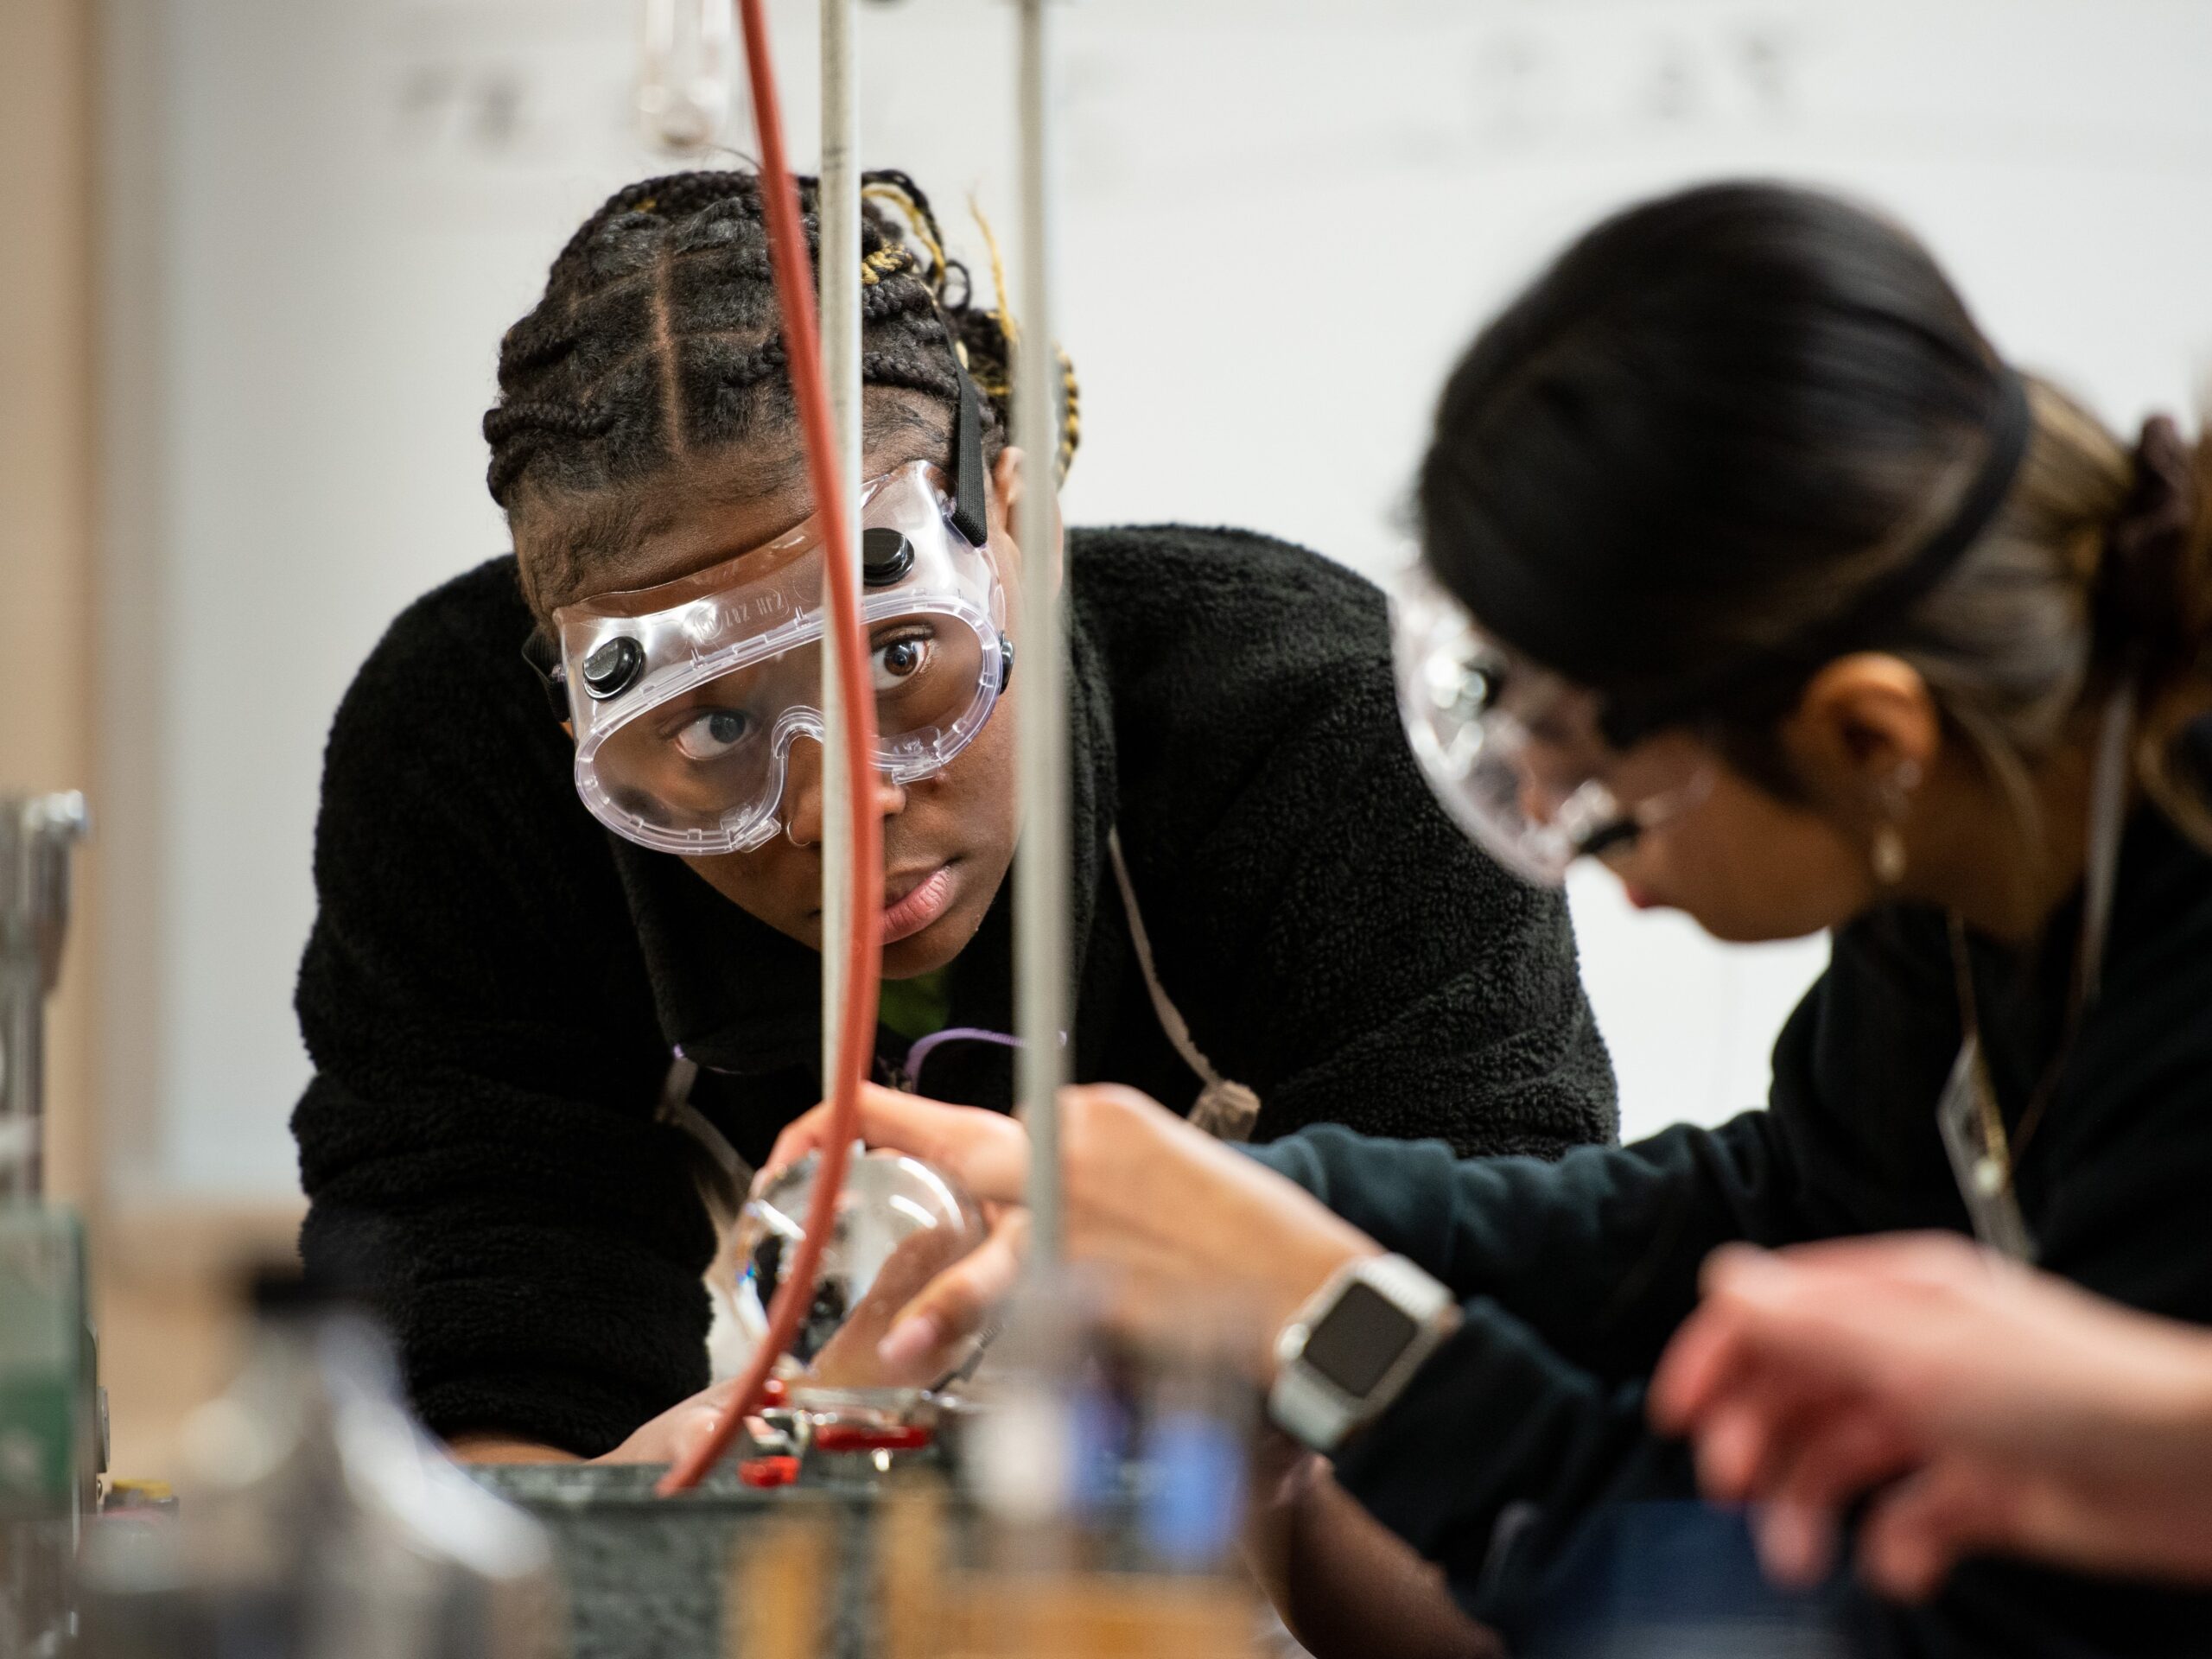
(1107, 830), (1262, 1142)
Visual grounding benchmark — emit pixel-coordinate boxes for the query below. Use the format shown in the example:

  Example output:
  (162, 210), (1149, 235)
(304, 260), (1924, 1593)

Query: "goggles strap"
(950, 362), (989, 548)
(521, 627), (571, 724)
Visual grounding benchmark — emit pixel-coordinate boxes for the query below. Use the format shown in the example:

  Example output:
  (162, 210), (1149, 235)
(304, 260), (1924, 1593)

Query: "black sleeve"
(1217, 966), (1842, 1621)
(291, 575), (713, 1457)
(1102, 533), (1617, 1160)
(1229, 1077), (1827, 1630)
(1248, 1103), (1823, 1387)
(1242, 904), (1979, 1376)
(1323, 1299), (1691, 1629)
(1242, 1109), (1770, 1632)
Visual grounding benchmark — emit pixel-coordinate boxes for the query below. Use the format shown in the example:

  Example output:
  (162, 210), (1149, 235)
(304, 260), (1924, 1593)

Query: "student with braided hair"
(289, 167), (1613, 1492)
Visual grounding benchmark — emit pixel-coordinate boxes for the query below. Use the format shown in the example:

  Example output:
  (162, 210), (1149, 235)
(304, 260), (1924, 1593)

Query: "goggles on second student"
(1389, 564), (1711, 887)
(543, 458), (1010, 856)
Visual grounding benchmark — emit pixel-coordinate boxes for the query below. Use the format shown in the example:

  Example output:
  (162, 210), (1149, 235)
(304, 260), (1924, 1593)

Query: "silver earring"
(1872, 823), (1907, 886)
(1870, 761), (1921, 887)
(785, 818), (813, 849)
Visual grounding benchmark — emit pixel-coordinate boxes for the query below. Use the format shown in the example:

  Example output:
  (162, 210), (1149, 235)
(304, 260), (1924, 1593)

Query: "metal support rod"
(0, 959), (43, 1199)
(1013, 0), (1067, 1264)
(818, 0), (861, 1090)
(0, 793), (89, 1203)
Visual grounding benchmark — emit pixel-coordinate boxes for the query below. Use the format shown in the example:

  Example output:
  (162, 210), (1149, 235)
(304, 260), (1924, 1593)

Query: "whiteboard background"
(98, 0), (2212, 1197)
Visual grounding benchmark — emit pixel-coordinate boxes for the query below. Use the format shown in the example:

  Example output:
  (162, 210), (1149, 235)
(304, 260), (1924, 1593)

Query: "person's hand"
(1048, 1084), (1379, 1377)
(462, 1220), (1020, 1465)
(1649, 1232), (2212, 1599)
(591, 1376), (762, 1466)
(761, 1084), (1031, 1374)
(766, 1082), (1380, 1382)
(448, 1396), (759, 1467)
(811, 1205), (1031, 1386)
(762, 1082), (1030, 1202)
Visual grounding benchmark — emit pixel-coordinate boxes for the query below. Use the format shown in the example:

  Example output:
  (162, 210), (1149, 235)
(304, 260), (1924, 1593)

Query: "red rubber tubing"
(658, 0), (884, 1495)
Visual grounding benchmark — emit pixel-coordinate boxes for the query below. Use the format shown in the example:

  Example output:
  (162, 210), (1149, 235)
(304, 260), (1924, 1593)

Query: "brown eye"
(871, 633), (933, 692)
(672, 708), (754, 760)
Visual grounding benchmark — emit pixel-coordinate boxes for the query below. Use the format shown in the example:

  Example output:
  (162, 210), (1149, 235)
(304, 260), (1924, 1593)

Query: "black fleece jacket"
(294, 523), (1615, 1455)
(1249, 739), (2212, 1658)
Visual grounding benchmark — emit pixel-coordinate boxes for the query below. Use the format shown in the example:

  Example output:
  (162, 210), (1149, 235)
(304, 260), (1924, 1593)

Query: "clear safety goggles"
(543, 461), (1010, 855)
(1389, 565), (1711, 887)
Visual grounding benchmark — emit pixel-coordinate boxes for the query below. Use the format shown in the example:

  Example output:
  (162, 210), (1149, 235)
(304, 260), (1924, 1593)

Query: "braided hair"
(484, 168), (1076, 606)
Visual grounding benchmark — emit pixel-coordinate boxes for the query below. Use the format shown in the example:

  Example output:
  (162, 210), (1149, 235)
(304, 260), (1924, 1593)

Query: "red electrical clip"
(811, 1422), (934, 1454)
(738, 1455), (801, 1490)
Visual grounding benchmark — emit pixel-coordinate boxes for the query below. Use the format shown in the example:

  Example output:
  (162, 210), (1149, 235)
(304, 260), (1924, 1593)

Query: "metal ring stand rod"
(819, 0), (860, 1088)
(1013, 0), (1068, 1266)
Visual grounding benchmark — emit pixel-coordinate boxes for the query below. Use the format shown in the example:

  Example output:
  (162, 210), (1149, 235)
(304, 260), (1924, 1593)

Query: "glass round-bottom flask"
(732, 1147), (987, 1425)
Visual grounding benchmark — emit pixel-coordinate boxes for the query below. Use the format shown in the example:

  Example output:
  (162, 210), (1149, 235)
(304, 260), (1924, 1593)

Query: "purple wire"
(677, 1027), (1064, 1093)
(903, 1026), (1025, 1084)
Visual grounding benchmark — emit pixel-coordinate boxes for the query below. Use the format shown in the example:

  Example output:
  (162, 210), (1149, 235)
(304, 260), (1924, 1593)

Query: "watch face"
(1303, 1280), (1421, 1397)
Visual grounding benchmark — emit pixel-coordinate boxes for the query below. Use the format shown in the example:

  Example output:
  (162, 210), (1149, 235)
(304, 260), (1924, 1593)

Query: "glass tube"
(637, 0), (736, 153)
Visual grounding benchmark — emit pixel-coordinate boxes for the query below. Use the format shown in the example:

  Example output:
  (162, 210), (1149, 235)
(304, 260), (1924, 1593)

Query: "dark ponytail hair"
(484, 167), (1078, 615)
(1419, 181), (2212, 839)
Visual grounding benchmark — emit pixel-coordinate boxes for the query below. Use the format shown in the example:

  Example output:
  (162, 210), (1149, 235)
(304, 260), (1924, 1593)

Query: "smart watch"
(1268, 1254), (1460, 1453)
